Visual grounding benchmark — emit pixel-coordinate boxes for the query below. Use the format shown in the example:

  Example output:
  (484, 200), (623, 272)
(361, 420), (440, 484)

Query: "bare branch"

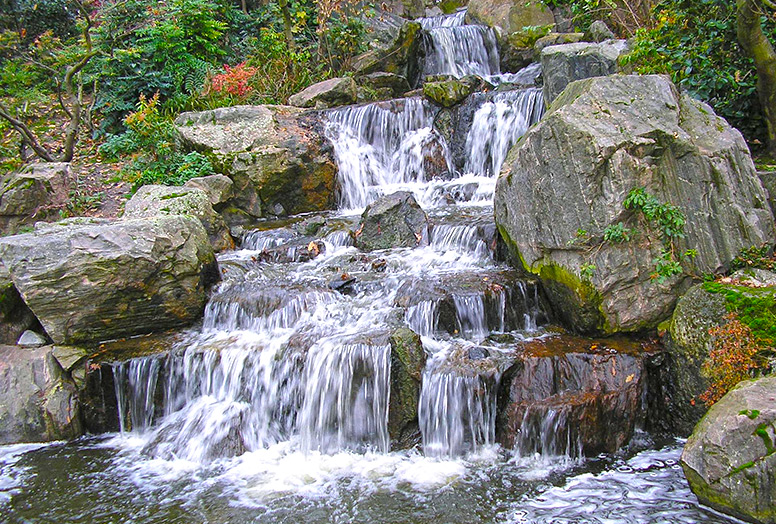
(0, 103), (54, 161)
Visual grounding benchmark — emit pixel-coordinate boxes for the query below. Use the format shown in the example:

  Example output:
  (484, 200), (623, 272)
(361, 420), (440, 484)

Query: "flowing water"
(0, 10), (739, 524)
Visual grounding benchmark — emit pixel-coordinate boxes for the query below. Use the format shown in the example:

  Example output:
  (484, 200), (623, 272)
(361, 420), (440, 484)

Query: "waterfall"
(464, 88), (546, 176)
(421, 25), (500, 79)
(324, 98), (453, 211)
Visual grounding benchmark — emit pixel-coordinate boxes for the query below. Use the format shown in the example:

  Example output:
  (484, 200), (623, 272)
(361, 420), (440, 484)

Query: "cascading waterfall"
(324, 98), (452, 211)
(110, 10), (551, 467)
(464, 88), (546, 176)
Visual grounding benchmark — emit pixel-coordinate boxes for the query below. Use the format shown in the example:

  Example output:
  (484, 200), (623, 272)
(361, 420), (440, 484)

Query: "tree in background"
(0, 0), (97, 162)
(737, 0), (776, 155)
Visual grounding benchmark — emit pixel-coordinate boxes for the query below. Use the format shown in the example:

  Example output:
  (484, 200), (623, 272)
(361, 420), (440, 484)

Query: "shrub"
(700, 313), (768, 406)
(99, 93), (215, 190)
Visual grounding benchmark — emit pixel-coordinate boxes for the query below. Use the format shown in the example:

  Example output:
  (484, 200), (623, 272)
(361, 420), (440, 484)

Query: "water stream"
(0, 9), (738, 524)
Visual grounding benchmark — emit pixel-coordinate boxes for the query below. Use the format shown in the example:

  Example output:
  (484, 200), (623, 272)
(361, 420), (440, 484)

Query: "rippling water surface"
(0, 437), (739, 524)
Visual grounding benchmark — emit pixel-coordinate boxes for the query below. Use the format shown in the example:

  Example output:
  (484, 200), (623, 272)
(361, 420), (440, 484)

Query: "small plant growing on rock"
(603, 222), (631, 243)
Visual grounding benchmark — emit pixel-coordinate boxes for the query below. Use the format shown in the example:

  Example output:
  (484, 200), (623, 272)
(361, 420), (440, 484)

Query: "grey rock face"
(124, 185), (234, 252)
(682, 376), (776, 524)
(540, 40), (629, 104)
(175, 105), (337, 219)
(0, 216), (218, 345)
(17, 330), (47, 347)
(183, 174), (234, 207)
(288, 77), (358, 109)
(465, 0), (555, 36)
(495, 75), (774, 334)
(0, 345), (83, 444)
(587, 20), (615, 42)
(354, 191), (429, 251)
(0, 162), (71, 234)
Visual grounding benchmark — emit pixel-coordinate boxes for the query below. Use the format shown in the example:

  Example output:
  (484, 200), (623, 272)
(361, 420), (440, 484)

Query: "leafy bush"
(91, 0), (239, 131)
(544, 0), (655, 35)
(99, 93), (214, 190)
(700, 313), (767, 406)
(622, 0), (774, 147)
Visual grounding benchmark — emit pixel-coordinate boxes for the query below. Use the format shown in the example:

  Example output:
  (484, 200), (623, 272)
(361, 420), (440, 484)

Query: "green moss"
(740, 409), (761, 420)
(754, 423), (776, 454)
(703, 281), (776, 344)
(730, 460), (756, 475)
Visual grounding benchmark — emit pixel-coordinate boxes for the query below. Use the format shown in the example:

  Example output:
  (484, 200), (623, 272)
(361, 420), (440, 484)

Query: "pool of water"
(0, 436), (739, 524)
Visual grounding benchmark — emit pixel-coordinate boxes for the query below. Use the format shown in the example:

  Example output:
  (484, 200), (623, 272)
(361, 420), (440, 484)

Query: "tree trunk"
(737, 0), (776, 155)
(278, 0), (296, 51)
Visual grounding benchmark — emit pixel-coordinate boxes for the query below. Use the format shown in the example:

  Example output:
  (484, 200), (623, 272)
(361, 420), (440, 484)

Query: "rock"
(0, 216), (219, 345)
(328, 275), (356, 294)
(288, 77), (358, 109)
(497, 334), (646, 456)
(758, 171), (776, 216)
(533, 32), (585, 56)
(0, 162), (71, 234)
(423, 76), (482, 108)
(354, 191), (429, 251)
(17, 330), (47, 347)
(0, 262), (37, 345)
(647, 284), (728, 436)
(124, 185), (234, 252)
(183, 174), (234, 208)
(175, 105), (337, 218)
(682, 376), (776, 524)
(356, 72), (410, 100)
(352, 21), (422, 85)
(0, 345), (83, 444)
(501, 25), (555, 72)
(587, 20), (615, 42)
(540, 39), (629, 104)
(387, 327), (426, 448)
(465, 0), (555, 36)
(495, 75), (774, 334)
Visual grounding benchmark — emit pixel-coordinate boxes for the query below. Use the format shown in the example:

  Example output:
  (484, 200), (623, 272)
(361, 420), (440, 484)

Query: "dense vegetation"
(0, 0), (772, 181)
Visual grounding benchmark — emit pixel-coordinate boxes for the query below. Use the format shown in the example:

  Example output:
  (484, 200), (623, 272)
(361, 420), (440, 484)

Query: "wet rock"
(0, 216), (219, 345)
(465, 0), (555, 37)
(328, 274), (356, 294)
(183, 174), (234, 208)
(17, 330), (47, 347)
(587, 20), (615, 42)
(257, 238), (326, 264)
(682, 376), (776, 524)
(124, 185), (234, 252)
(288, 77), (358, 109)
(0, 162), (72, 235)
(500, 26), (553, 72)
(540, 39), (629, 104)
(423, 78), (474, 108)
(175, 105), (337, 217)
(497, 335), (646, 456)
(356, 72), (410, 100)
(387, 327), (426, 448)
(495, 75), (774, 334)
(354, 191), (429, 251)
(758, 171), (776, 218)
(0, 345), (83, 444)
(352, 21), (422, 85)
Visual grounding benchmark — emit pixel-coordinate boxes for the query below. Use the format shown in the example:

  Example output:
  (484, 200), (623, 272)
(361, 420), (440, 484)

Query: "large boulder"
(497, 334), (646, 456)
(541, 40), (630, 104)
(0, 162), (71, 234)
(663, 284), (728, 434)
(175, 105), (337, 219)
(0, 216), (218, 345)
(354, 191), (429, 251)
(465, 0), (555, 36)
(495, 75), (774, 334)
(0, 345), (83, 444)
(183, 174), (233, 208)
(289, 77), (358, 109)
(682, 376), (776, 524)
(124, 185), (234, 252)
